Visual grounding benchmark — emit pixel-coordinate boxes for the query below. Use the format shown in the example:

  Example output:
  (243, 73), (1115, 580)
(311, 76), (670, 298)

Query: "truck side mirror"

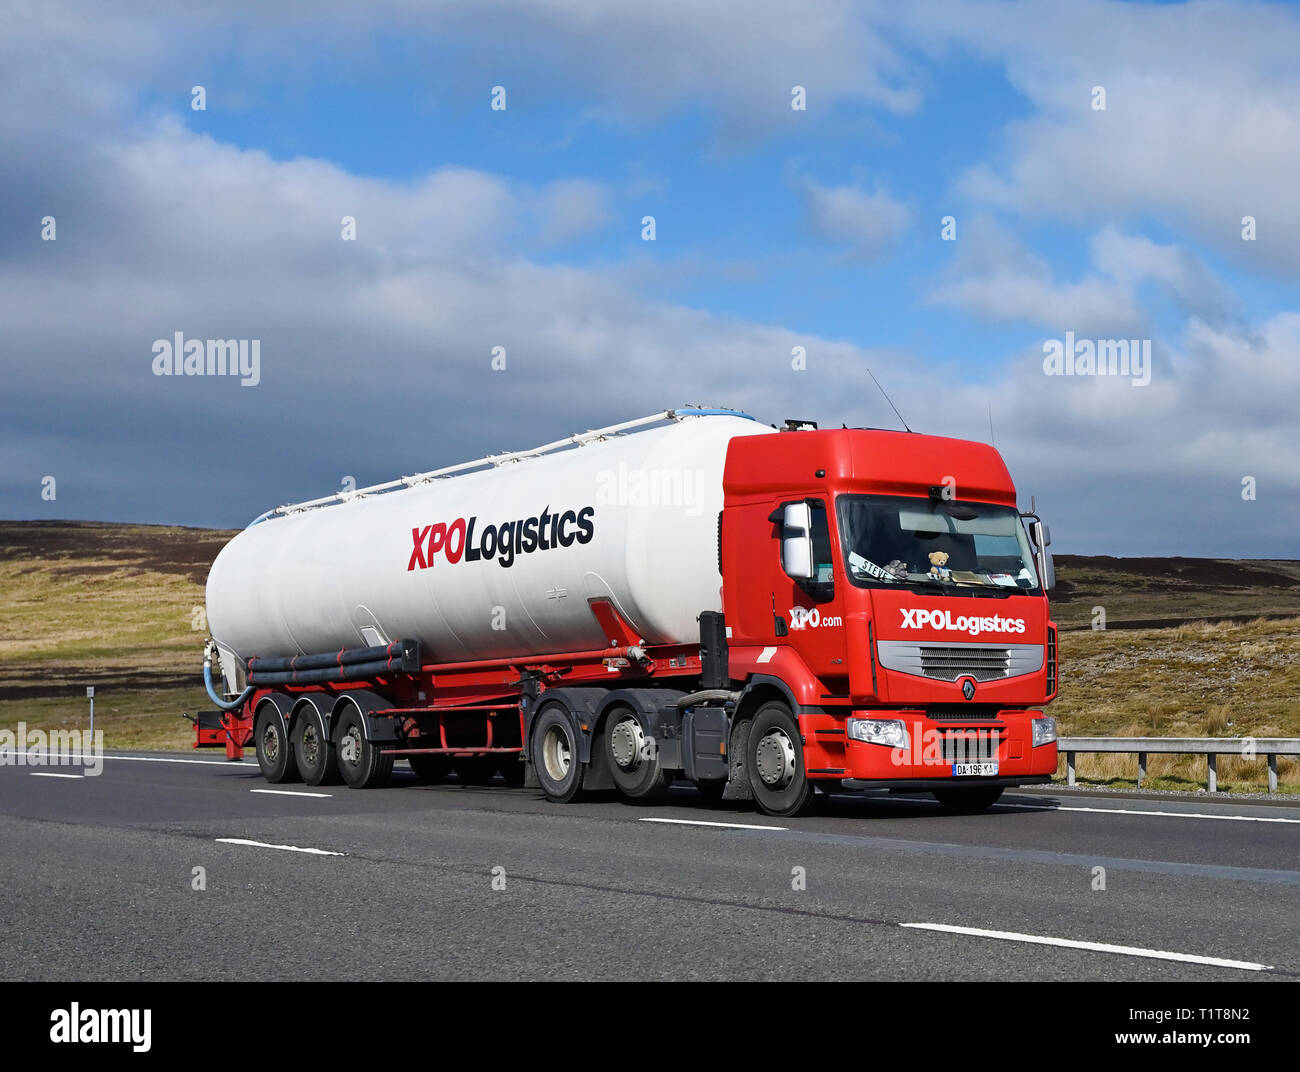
(781, 502), (814, 581)
(1029, 520), (1055, 591)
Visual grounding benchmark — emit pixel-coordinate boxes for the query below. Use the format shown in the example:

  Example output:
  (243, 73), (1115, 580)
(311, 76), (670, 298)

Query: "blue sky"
(2, 1), (1299, 555)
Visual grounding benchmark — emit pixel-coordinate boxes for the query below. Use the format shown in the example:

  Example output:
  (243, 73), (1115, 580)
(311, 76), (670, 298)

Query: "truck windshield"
(837, 494), (1041, 593)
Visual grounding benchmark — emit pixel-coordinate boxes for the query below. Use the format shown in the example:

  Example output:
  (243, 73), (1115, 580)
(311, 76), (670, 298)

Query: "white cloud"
(799, 177), (911, 261)
(1088, 227), (1234, 322)
(927, 217), (1239, 337)
(926, 217), (1142, 334)
(904, 0), (1300, 275)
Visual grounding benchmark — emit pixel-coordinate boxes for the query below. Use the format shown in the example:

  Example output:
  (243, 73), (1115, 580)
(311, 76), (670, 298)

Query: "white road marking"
(29, 772), (83, 779)
(640, 817), (787, 831)
(999, 802), (1300, 824)
(215, 838), (344, 856)
(901, 922), (1272, 971)
(824, 792), (1300, 824)
(250, 788), (332, 798)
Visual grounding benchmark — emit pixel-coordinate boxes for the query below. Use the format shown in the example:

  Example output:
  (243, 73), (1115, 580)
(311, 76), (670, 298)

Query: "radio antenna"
(866, 368), (912, 433)
(988, 404), (996, 447)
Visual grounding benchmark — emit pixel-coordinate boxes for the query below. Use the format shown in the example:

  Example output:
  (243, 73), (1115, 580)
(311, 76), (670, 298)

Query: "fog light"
(1032, 716), (1057, 747)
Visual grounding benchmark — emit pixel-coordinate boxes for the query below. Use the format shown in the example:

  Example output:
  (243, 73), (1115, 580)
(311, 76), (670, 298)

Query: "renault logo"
(961, 678), (977, 701)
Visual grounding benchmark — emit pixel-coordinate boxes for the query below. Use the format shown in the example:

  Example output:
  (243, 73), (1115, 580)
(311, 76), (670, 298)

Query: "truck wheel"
(254, 705), (298, 784)
(454, 757), (498, 785)
(532, 705), (585, 804)
(745, 702), (814, 817)
(932, 787), (1004, 813)
(333, 706), (393, 789)
(604, 707), (671, 800)
(293, 709), (340, 786)
(407, 754), (452, 784)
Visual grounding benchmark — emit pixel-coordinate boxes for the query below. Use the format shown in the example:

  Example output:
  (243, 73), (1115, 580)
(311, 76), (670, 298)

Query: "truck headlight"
(1032, 716), (1057, 747)
(847, 718), (909, 749)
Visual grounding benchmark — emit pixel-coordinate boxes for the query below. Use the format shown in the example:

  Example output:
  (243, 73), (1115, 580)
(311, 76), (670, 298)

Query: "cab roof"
(723, 427), (1018, 507)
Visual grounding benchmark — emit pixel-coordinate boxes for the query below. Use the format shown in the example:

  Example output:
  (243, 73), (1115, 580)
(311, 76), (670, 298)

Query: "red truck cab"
(720, 425), (1058, 814)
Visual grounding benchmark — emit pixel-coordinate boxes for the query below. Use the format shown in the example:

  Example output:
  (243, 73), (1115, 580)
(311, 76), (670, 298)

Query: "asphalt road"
(1, 750), (1297, 981)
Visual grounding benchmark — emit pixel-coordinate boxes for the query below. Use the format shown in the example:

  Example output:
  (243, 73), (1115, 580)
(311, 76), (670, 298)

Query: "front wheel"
(745, 702), (814, 817)
(333, 705), (393, 789)
(932, 786), (1004, 813)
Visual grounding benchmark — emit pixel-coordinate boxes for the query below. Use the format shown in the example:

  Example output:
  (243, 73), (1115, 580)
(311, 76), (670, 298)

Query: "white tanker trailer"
(206, 410), (771, 695)
(197, 407), (1059, 818)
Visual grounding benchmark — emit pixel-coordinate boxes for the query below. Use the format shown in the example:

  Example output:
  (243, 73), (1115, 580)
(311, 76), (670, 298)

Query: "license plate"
(952, 762), (998, 777)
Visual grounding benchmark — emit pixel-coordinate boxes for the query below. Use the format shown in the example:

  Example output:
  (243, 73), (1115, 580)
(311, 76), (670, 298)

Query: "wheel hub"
(301, 724), (319, 765)
(755, 729), (795, 788)
(261, 724), (279, 762)
(542, 725), (571, 781)
(609, 716), (644, 770)
(339, 728), (361, 765)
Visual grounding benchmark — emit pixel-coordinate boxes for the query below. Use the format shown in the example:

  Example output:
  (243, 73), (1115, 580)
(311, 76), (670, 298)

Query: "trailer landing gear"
(407, 754), (452, 784)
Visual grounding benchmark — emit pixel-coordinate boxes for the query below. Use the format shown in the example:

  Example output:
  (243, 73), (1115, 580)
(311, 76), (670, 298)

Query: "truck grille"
(876, 641), (1044, 683)
(919, 646), (1011, 682)
(940, 728), (1002, 763)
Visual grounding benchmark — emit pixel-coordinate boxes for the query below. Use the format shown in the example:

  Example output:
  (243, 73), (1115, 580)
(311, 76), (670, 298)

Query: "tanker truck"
(197, 407), (1059, 817)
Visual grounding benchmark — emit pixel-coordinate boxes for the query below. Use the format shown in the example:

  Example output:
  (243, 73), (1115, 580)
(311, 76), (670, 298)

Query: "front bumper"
(801, 709), (1058, 782)
(841, 775), (1052, 791)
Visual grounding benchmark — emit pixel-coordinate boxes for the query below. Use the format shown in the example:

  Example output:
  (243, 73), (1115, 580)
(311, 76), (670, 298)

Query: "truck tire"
(745, 702), (814, 817)
(333, 705), (393, 789)
(254, 704), (298, 784)
(932, 786), (1004, 813)
(532, 705), (585, 804)
(407, 754), (452, 784)
(603, 706), (671, 800)
(293, 708), (340, 786)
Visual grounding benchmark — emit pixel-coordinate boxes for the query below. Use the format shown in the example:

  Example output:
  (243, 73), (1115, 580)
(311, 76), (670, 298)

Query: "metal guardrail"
(1058, 737), (1300, 794)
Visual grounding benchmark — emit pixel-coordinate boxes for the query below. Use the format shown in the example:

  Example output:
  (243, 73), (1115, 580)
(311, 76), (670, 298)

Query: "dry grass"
(1050, 616), (1300, 792)
(0, 522), (233, 751)
(0, 692), (206, 751)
